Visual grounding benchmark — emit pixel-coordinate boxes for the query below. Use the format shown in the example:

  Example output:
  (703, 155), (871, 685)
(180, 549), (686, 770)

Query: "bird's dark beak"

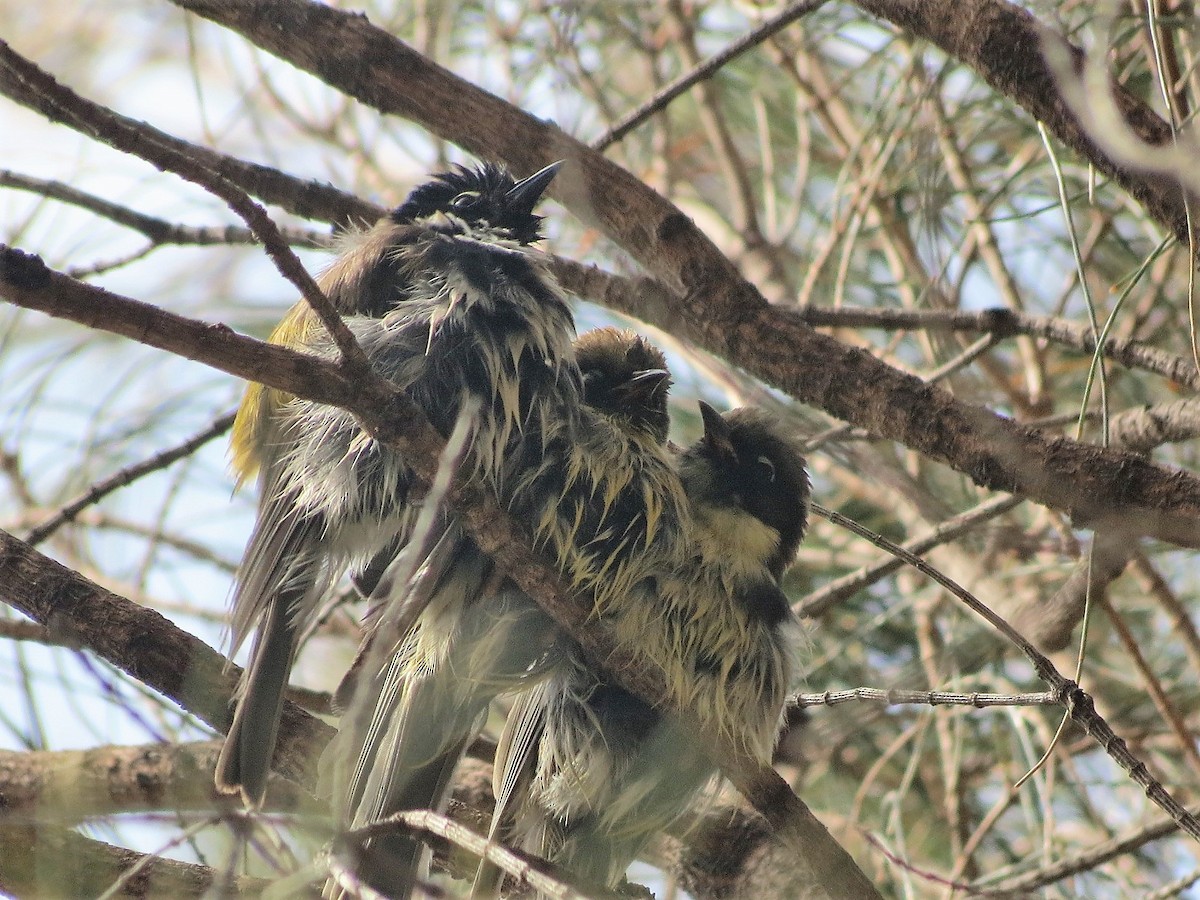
(505, 161), (564, 215)
(698, 400), (735, 459)
(622, 368), (671, 404)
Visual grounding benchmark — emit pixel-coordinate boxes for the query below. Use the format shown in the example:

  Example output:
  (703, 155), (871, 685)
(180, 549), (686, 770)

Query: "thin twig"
(24, 412), (236, 546)
(793, 688), (1056, 708)
(797, 494), (1023, 618)
(982, 801), (1200, 893)
(592, 1), (828, 151)
(0, 170), (329, 249)
(922, 333), (1001, 382)
(1099, 595), (1200, 779)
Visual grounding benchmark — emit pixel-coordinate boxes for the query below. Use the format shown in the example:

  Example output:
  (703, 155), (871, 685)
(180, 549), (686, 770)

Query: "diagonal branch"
(165, 0), (1200, 550)
(0, 525), (332, 788)
(24, 412), (237, 546)
(593, 0), (828, 151)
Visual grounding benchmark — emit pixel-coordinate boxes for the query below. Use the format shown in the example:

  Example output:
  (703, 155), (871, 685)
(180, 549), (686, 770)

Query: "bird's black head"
(390, 161), (562, 245)
(575, 328), (671, 445)
(692, 402), (810, 579)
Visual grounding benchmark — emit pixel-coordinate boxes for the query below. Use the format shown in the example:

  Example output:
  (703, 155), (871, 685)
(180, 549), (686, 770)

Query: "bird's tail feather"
(471, 683), (550, 898)
(325, 583), (555, 899)
(215, 583), (306, 807)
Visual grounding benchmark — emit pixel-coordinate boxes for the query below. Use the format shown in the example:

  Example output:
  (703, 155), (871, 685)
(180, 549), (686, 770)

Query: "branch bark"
(0, 524), (332, 788)
(0, 741), (314, 823)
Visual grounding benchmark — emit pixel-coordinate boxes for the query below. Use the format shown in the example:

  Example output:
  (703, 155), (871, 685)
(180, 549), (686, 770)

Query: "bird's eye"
(450, 191), (480, 210)
(757, 455), (776, 482)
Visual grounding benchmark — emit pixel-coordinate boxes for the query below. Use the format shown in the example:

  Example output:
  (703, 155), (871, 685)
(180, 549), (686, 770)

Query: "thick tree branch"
(0, 735), (786, 900)
(0, 525), (332, 788)
(0, 741), (313, 823)
(1010, 398), (1200, 651)
(164, 0), (1200, 550)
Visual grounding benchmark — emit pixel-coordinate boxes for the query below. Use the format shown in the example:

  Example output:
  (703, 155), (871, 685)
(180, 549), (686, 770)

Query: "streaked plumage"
(322, 329), (681, 900)
(216, 161), (572, 807)
(478, 403), (810, 895)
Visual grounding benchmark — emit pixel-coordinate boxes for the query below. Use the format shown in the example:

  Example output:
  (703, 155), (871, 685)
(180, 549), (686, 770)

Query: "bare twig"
(797, 494), (1023, 617)
(593, 1), (828, 151)
(0, 170), (329, 249)
(794, 688), (1057, 708)
(983, 802), (1200, 892)
(24, 412), (236, 546)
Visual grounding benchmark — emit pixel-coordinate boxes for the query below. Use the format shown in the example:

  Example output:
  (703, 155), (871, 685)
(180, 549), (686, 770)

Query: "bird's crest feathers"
(391, 161), (562, 245)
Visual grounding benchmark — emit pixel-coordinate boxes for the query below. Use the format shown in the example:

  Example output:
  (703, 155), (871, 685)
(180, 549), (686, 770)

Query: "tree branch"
(0, 170), (328, 249)
(0, 741), (313, 823)
(0, 822), (263, 898)
(154, 0), (1200, 548)
(24, 412), (237, 546)
(0, 524), (332, 788)
(9, 11), (1200, 548)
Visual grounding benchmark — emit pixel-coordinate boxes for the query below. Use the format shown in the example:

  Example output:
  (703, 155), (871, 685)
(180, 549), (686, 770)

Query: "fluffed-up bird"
(322, 328), (680, 899)
(475, 402), (810, 896)
(215, 160), (573, 807)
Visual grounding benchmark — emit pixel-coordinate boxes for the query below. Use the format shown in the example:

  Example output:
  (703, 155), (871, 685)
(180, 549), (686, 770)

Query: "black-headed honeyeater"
(476, 402), (810, 895)
(321, 328), (678, 899)
(215, 161), (574, 807)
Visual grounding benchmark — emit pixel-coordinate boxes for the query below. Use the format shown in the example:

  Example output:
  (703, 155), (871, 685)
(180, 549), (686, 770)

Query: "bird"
(215, 159), (575, 808)
(475, 401), (810, 896)
(321, 327), (680, 900)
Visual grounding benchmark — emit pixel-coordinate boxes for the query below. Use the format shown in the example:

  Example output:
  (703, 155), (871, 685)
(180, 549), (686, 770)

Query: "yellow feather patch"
(693, 505), (779, 581)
